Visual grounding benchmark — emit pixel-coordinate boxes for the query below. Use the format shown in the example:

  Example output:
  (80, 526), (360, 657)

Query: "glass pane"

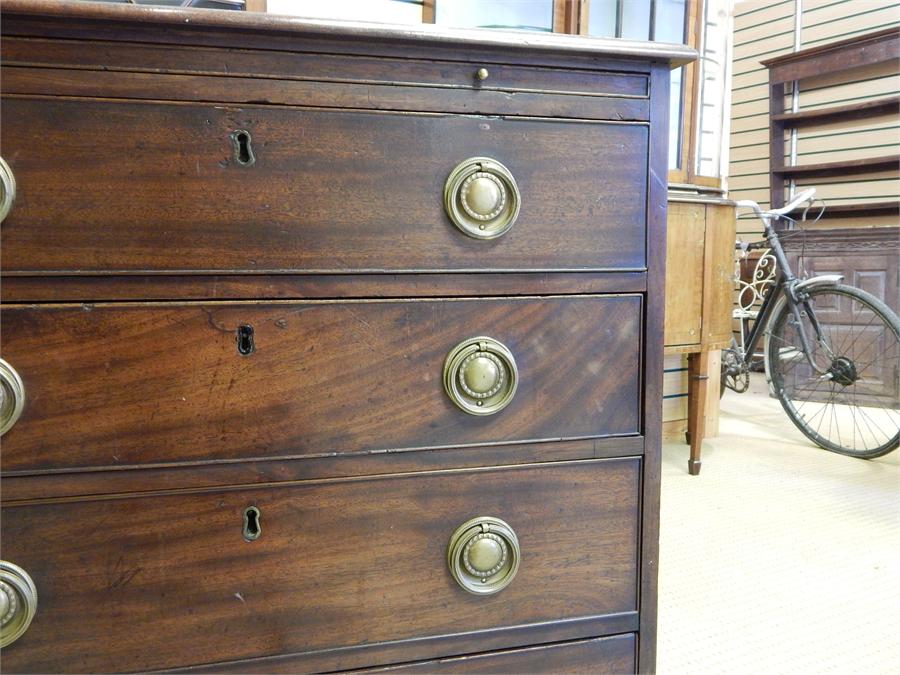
(584, 0), (688, 170)
(621, 0), (651, 41)
(435, 0), (553, 32)
(587, 0), (618, 37)
(653, 0), (686, 43)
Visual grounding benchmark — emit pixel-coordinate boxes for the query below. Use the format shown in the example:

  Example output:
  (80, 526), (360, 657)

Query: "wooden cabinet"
(663, 195), (737, 474)
(0, 1), (692, 671)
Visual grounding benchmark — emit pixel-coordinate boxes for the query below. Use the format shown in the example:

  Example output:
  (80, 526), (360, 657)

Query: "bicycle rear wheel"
(766, 283), (900, 458)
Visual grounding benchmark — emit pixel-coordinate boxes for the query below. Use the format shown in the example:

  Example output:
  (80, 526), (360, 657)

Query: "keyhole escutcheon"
(243, 506), (261, 541)
(237, 325), (254, 355)
(231, 130), (255, 167)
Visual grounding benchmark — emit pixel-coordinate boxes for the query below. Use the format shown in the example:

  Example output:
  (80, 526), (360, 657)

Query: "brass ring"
(0, 359), (25, 436)
(444, 157), (520, 239)
(447, 517), (520, 595)
(0, 561), (37, 648)
(443, 337), (518, 416)
(0, 157), (16, 223)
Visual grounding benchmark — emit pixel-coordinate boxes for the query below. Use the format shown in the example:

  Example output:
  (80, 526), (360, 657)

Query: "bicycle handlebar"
(735, 188), (816, 222)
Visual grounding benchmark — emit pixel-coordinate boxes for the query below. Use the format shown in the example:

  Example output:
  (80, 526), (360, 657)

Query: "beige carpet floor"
(657, 375), (900, 674)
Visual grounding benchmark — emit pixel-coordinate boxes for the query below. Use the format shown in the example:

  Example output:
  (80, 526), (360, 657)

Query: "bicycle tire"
(766, 283), (900, 458)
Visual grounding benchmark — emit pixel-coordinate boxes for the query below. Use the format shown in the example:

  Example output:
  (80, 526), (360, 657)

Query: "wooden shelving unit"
(770, 95), (900, 128)
(773, 155), (900, 180)
(762, 28), (900, 219)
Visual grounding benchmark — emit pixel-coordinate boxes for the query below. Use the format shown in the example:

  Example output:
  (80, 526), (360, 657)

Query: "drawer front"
(0, 295), (642, 473)
(0, 98), (648, 274)
(2, 38), (650, 104)
(353, 635), (636, 674)
(0, 460), (640, 673)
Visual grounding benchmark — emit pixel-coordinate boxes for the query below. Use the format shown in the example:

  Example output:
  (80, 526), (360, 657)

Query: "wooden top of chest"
(0, 0), (695, 68)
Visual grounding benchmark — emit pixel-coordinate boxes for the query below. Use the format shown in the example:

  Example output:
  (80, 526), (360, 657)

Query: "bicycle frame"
(736, 269), (784, 366)
(733, 204), (843, 377)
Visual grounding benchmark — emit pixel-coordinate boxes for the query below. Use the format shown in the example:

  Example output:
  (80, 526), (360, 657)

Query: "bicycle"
(721, 188), (900, 459)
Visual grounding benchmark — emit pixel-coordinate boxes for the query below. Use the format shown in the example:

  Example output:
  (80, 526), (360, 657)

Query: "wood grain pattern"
(1, 437), (645, 504)
(0, 6), (682, 671)
(0, 97), (649, 274)
(701, 201), (737, 348)
(636, 63), (670, 673)
(0, 460), (640, 673)
(349, 635), (636, 673)
(167, 615), (640, 674)
(0, 271), (647, 304)
(0, 296), (642, 473)
(2, 67), (650, 121)
(663, 201), (705, 347)
(1, 37), (650, 100)
(763, 27), (899, 85)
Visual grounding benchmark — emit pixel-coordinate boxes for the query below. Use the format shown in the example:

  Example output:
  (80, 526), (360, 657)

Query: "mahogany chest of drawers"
(0, 2), (692, 671)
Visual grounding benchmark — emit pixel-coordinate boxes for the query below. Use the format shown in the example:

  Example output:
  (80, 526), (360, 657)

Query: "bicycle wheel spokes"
(767, 284), (900, 458)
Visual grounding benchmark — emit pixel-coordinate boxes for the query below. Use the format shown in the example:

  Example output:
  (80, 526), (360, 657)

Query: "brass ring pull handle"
(447, 516), (520, 595)
(444, 157), (520, 239)
(0, 157), (16, 223)
(443, 337), (518, 416)
(0, 359), (25, 436)
(0, 561), (37, 648)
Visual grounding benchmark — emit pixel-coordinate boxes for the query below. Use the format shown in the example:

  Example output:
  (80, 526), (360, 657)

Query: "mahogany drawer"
(1, 38), (651, 119)
(0, 98), (649, 274)
(351, 635), (636, 674)
(0, 295), (642, 473)
(0, 460), (640, 673)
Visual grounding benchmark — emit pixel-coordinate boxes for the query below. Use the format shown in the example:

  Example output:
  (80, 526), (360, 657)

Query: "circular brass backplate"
(0, 157), (16, 224)
(0, 561), (37, 648)
(0, 359), (25, 436)
(444, 157), (520, 240)
(443, 337), (518, 416)
(447, 516), (520, 595)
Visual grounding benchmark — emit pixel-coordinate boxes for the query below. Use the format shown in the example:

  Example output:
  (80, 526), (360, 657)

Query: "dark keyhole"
(231, 130), (255, 166)
(237, 325), (254, 355)
(243, 506), (261, 541)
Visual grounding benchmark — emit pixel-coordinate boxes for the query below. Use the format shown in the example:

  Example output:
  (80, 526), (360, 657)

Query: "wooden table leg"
(686, 351), (711, 475)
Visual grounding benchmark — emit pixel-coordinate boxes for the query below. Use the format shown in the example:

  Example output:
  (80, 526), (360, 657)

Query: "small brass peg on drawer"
(475, 67), (490, 82)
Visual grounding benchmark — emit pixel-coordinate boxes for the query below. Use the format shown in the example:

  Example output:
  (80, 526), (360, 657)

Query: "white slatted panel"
(728, 0), (900, 236)
(729, 0), (796, 229)
(663, 354), (689, 424)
